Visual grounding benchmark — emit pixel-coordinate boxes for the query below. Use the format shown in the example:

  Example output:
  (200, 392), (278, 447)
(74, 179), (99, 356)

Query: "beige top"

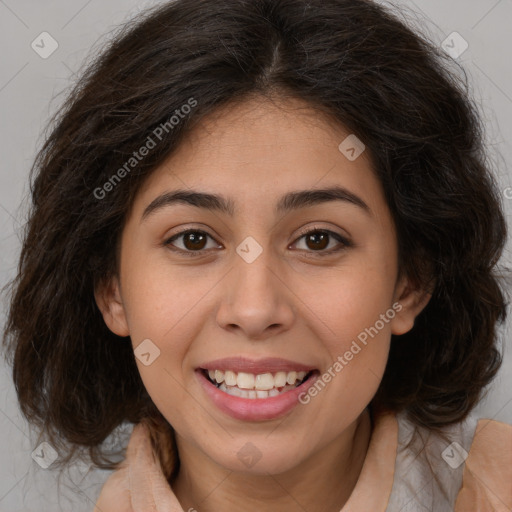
(94, 410), (512, 511)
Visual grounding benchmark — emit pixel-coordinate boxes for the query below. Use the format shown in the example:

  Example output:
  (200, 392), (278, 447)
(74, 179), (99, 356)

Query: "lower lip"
(196, 370), (318, 421)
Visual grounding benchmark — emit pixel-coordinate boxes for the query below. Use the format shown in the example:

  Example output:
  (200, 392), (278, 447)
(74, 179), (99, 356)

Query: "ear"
(390, 274), (433, 336)
(94, 276), (130, 337)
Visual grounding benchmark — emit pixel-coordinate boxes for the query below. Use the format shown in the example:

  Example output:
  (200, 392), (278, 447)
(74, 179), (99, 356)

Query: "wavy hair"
(3, 0), (508, 470)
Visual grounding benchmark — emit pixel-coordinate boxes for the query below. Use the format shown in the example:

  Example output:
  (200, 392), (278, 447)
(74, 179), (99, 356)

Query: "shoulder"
(385, 412), (512, 511)
(93, 466), (132, 512)
(92, 421), (176, 512)
(455, 418), (512, 511)
(464, 417), (512, 463)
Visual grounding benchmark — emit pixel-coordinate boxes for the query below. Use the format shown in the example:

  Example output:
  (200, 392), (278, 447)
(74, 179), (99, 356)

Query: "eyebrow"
(141, 186), (371, 221)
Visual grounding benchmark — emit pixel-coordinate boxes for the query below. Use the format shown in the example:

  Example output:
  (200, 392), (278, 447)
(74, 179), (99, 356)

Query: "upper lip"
(198, 357), (317, 374)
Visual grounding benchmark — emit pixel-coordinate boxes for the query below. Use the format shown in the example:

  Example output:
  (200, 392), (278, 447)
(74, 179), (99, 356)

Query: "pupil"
(185, 232), (206, 250)
(307, 232), (328, 250)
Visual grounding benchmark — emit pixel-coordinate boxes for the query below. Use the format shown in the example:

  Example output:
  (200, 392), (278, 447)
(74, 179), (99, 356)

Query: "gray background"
(1, 1), (511, 511)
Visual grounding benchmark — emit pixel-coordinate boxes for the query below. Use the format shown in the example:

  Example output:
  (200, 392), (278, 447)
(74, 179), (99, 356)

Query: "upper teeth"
(208, 370), (307, 390)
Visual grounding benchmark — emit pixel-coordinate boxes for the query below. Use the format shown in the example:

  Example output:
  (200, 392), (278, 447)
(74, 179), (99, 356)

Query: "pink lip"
(196, 368), (319, 422)
(198, 356), (316, 374)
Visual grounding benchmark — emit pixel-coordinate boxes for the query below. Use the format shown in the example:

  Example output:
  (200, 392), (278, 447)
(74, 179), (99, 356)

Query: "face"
(97, 95), (429, 475)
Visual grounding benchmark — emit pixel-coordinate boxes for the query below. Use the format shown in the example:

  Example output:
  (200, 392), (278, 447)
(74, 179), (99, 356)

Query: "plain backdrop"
(0, 1), (511, 511)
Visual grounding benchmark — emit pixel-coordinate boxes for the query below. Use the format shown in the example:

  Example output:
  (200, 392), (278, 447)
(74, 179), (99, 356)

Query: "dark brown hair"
(2, 0), (509, 471)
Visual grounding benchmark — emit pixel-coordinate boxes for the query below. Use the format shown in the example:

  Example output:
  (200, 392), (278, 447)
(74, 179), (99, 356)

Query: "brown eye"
(304, 231), (329, 250)
(181, 231), (207, 250)
(164, 229), (219, 255)
(164, 227), (351, 258)
(292, 229), (351, 255)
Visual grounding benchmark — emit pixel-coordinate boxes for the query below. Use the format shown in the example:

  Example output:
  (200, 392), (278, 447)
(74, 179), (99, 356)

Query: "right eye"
(163, 229), (222, 256)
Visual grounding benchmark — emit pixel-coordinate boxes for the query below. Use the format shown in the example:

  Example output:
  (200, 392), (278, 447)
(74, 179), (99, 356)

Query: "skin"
(95, 95), (431, 512)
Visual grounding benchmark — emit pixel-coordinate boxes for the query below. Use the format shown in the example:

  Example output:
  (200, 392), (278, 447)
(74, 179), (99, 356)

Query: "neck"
(172, 408), (372, 512)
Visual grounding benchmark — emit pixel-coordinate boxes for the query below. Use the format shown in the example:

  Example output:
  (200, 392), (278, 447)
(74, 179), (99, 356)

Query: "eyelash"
(163, 227), (352, 258)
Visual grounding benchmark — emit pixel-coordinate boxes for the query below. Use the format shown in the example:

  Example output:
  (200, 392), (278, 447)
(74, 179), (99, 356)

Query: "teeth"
(237, 372), (255, 389)
(224, 370), (237, 386)
(205, 368), (310, 394)
(219, 383), (297, 399)
(274, 371), (287, 387)
(286, 371), (297, 385)
(254, 373), (274, 390)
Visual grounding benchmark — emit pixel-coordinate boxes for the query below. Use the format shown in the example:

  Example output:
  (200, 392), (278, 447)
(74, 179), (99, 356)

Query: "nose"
(215, 247), (295, 341)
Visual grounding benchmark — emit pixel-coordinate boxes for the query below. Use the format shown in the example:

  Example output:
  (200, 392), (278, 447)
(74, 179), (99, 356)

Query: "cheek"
(304, 256), (397, 351)
(120, 254), (225, 421)
(120, 251), (218, 345)
(296, 256), (396, 405)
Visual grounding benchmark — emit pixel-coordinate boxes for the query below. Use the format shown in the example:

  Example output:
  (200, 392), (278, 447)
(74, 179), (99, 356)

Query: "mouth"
(195, 357), (319, 421)
(201, 368), (314, 399)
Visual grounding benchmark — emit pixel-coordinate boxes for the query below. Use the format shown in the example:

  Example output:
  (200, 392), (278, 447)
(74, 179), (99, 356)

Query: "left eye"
(164, 228), (350, 256)
(292, 229), (350, 254)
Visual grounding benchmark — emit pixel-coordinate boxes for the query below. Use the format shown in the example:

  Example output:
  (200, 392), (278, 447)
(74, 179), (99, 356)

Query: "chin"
(208, 442), (310, 476)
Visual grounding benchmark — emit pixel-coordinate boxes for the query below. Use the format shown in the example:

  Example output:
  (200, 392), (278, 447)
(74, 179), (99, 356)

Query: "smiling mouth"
(201, 368), (315, 399)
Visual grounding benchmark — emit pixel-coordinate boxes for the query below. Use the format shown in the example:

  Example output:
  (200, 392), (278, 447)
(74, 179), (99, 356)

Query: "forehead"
(132, 95), (388, 222)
